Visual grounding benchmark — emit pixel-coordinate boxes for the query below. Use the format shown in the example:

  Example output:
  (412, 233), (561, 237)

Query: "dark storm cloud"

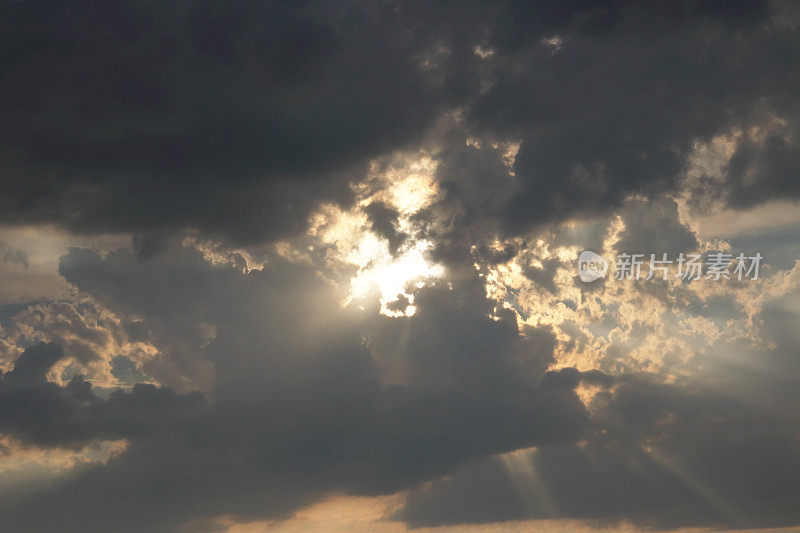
(2, 1), (795, 244)
(0, 244), (588, 531)
(0, 0), (443, 242)
(613, 197), (698, 255)
(483, 3), (800, 231)
(724, 126), (800, 207)
(425, 0), (800, 238)
(0, 342), (206, 448)
(2, 2), (800, 532)
(8, 247), (800, 530)
(401, 369), (800, 530)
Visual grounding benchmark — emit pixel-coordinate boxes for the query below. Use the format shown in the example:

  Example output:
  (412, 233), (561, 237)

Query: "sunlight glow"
(308, 154), (445, 316)
(349, 238), (445, 316)
(496, 447), (559, 518)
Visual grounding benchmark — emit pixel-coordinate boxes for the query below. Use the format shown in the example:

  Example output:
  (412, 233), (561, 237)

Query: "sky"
(1, 1), (800, 532)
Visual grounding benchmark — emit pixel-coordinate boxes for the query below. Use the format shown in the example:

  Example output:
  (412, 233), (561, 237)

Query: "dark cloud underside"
(0, 1), (799, 532)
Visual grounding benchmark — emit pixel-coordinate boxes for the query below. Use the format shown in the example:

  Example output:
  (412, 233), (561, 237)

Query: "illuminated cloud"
(307, 155), (445, 316)
(0, 2), (799, 532)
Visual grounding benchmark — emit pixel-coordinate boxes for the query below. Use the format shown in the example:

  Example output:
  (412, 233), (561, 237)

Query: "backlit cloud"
(0, 1), (799, 532)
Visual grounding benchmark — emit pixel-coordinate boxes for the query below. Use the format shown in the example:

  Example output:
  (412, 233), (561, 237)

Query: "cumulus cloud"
(0, 242), (588, 531)
(1, 1), (800, 532)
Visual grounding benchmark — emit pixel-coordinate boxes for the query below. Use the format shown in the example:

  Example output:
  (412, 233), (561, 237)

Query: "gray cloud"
(364, 201), (407, 255)
(0, 0), (445, 243)
(401, 369), (800, 530)
(2, 2), (800, 531)
(2, 1), (794, 245)
(0, 244), (587, 531)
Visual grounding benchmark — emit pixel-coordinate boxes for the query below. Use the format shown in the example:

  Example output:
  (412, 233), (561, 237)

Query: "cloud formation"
(0, 1), (799, 532)
(0, 244), (591, 532)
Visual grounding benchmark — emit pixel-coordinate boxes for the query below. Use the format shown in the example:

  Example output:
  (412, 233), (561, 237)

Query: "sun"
(307, 154), (445, 316)
(349, 237), (445, 316)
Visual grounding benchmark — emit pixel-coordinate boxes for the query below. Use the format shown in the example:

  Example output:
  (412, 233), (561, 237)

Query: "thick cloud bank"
(1, 1), (799, 532)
